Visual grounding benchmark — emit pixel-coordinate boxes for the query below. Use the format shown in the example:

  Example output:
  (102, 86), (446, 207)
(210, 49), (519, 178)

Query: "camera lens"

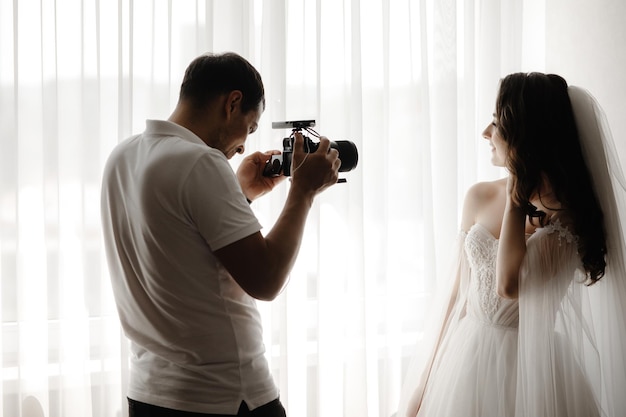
(331, 140), (359, 172)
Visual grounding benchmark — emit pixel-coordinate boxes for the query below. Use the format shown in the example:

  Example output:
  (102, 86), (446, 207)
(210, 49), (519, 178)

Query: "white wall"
(545, 0), (626, 163)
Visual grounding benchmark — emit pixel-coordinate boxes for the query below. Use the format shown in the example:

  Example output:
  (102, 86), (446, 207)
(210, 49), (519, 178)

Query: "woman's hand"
(505, 174), (517, 202)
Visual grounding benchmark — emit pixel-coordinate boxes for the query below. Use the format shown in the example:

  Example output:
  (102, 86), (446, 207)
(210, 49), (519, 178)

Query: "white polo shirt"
(101, 120), (278, 414)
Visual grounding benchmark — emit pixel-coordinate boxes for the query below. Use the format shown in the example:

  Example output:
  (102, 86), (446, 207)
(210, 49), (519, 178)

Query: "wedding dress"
(397, 86), (626, 417)
(414, 223), (520, 417)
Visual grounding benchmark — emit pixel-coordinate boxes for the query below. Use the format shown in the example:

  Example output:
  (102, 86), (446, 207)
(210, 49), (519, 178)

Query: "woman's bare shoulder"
(465, 177), (507, 202)
(461, 178), (507, 231)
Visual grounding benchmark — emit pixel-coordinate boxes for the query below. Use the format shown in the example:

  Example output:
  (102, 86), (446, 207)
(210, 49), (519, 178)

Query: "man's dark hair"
(179, 52), (265, 113)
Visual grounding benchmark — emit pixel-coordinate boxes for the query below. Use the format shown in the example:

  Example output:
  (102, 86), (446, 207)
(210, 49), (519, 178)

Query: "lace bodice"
(464, 224), (519, 327)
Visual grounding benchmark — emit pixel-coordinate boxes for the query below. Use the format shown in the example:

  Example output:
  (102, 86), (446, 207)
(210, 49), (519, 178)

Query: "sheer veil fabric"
(397, 87), (626, 417)
(518, 86), (626, 416)
(560, 86), (626, 415)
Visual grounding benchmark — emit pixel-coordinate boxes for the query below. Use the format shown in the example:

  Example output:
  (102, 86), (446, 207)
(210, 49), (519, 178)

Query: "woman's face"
(482, 115), (508, 167)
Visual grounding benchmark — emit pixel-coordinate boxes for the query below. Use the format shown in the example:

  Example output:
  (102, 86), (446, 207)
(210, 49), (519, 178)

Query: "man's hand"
(290, 132), (340, 196)
(237, 150), (286, 202)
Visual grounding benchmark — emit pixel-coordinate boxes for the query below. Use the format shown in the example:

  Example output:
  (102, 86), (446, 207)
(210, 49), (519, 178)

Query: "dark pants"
(128, 398), (286, 417)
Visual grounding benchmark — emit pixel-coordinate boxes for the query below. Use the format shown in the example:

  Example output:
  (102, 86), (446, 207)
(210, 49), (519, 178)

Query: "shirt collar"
(144, 119), (206, 146)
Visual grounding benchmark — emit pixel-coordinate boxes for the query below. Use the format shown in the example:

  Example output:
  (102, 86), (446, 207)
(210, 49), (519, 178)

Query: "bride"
(397, 72), (626, 417)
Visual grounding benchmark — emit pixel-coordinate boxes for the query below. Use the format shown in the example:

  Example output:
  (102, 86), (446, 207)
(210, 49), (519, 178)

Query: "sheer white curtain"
(6, 1), (623, 417)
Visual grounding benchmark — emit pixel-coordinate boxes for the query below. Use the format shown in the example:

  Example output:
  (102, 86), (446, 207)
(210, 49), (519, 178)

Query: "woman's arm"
(496, 176), (527, 299)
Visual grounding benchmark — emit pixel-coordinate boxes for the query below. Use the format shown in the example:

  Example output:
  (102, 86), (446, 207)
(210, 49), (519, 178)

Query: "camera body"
(263, 120), (358, 177)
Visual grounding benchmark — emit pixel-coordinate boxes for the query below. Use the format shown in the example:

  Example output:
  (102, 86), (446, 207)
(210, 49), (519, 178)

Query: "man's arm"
(215, 133), (340, 301)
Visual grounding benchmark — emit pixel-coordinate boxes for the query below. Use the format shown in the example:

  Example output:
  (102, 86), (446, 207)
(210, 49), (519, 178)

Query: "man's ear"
(224, 90), (243, 119)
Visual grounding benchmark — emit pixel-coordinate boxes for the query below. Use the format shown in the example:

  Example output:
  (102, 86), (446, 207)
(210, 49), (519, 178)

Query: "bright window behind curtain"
(0, 1), (546, 416)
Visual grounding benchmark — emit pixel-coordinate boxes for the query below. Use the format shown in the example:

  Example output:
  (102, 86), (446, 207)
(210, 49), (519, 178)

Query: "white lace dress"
(401, 220), (604, 417)
(416, 223), (519, 416)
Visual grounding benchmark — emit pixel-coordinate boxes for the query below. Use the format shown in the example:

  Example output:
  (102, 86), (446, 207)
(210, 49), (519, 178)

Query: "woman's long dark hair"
(496, 72), (606, 283)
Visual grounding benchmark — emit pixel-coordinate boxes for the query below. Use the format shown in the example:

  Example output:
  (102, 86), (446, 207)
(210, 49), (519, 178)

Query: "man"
(101, 52), (340, 417)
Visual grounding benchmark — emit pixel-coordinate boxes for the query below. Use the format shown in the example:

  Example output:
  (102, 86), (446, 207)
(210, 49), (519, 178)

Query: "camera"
(263, 120), (359, 178)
